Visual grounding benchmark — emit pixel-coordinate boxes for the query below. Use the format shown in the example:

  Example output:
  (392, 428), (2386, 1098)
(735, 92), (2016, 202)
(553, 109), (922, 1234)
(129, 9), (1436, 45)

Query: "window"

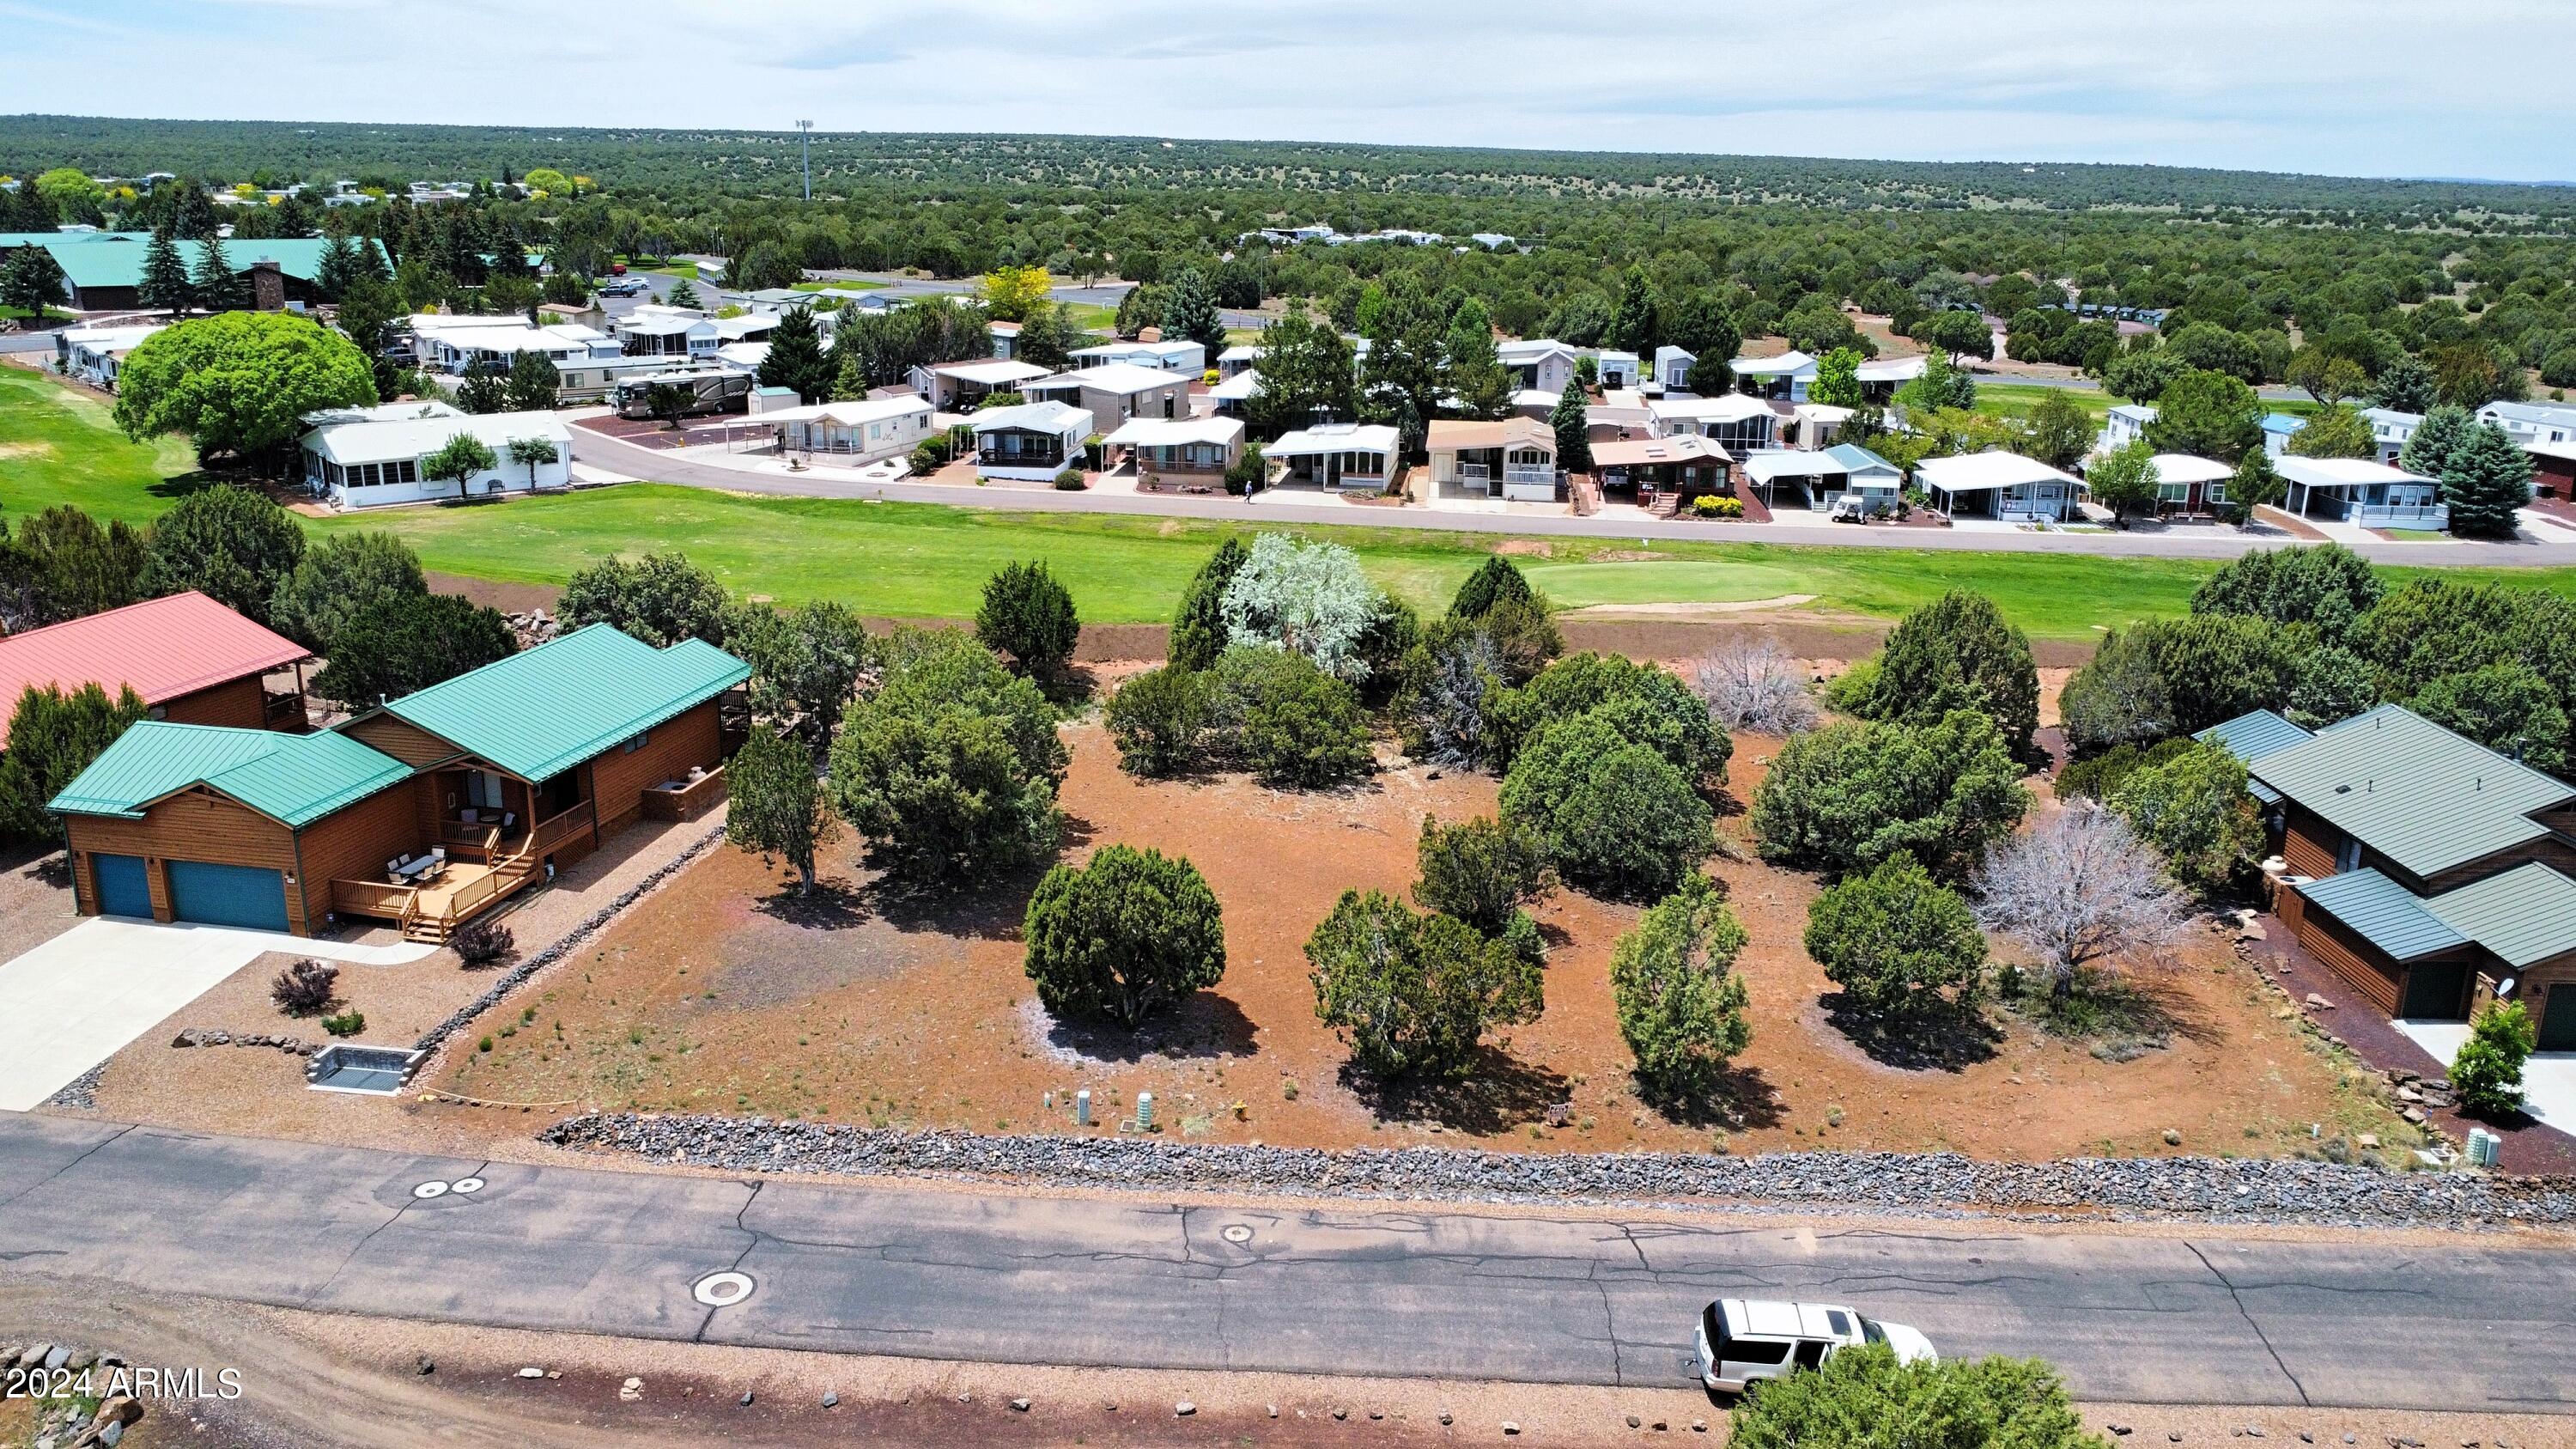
(1724, 1337), (1792, 1367)
(621, 730), (651, 753)
(2208, 483), (2227, 503)
(2158, 482), (2191, 502)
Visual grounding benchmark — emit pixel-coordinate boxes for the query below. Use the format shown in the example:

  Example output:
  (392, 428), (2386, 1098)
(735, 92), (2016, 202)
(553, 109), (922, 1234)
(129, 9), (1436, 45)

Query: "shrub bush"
(1850, 590), (2041, 763)
(1306, 889), (1543, 1080)
(1691, 493), (1745, 519)
(1695, 636), (1819, 736)
(1751, 710), (2030, 881)
(1728, 1342), (2102, 1449)
(270, 959), (338, 1016)
(1803, 853), (1986, 1018)
(1610, 874), (1753, 1103)
(450, 918), (518, 968)
(975, 559), (1080, 679)
(1104, 665), (1212, 776)
(320, 1010), (367, 1038)
(1499, 709), (1714, 901)
(2106, 741), (2265, 896)
(2452, 1001), (2536, 1118)
(1052, 467), (1087, 490)
(1022, 844), (1227, 1028)
(1211, 646), (1372, 788)
(2053, 737), (2192, 801)
(1492, 652), (1729, 782)
(1412, 814), (1552, 936)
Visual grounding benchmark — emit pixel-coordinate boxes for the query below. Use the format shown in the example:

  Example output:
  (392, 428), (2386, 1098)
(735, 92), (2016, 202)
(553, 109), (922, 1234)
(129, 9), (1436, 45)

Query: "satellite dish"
(2497, 977), (2517, 998)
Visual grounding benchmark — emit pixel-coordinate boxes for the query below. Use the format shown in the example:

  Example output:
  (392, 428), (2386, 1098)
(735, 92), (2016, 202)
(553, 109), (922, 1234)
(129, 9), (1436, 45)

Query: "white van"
(1695, 1299), (1936, 1393)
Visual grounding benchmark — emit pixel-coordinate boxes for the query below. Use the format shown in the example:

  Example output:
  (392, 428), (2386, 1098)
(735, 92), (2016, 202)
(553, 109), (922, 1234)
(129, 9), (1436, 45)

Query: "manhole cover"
(411, 1180), (450, 1199)
(1219, 1224), (1254, 1245)
(452, 1177), (486, 1195)
(693, 1270), (755, 1307)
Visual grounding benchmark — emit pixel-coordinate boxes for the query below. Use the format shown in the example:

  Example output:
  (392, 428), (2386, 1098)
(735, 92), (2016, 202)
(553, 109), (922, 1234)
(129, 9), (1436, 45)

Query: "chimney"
(248, 259), (287, 311)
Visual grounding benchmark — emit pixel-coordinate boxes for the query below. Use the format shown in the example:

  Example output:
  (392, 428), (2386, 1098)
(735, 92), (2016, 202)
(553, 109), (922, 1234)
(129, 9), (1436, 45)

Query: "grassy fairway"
(7, 368), (2574, 642)
(0, 367), (208, 524)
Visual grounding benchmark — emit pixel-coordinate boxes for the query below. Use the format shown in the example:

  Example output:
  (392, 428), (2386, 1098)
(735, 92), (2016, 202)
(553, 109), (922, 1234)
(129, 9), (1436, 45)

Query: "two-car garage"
(84, 855), (291, 933)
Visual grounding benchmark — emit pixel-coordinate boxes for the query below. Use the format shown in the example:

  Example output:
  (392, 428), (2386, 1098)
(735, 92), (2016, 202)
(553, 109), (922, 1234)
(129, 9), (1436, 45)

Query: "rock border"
(543, 1111), (2576, 1231)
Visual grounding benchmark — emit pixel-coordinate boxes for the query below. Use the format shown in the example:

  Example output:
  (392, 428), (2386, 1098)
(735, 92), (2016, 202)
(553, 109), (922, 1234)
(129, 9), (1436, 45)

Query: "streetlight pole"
(797, 119), (814, 201)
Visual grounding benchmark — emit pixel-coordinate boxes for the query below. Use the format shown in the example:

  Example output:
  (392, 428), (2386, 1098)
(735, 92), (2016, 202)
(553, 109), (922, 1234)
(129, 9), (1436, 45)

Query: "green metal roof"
(2427, 862), (2576, 971)
(2244, 705), (2573, 880)
(2197, 709), (2313, 765)
(2294, 868), (2467, 962)
(50, 721), (411, 829)
(379, 624), (748, 782)
(43, 236), (385, 291)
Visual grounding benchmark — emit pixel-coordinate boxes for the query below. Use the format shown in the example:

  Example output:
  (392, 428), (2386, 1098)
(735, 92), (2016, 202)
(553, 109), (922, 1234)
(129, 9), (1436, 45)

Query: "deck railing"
(331, 879), (417, 921)
(531, 802), (593, 852)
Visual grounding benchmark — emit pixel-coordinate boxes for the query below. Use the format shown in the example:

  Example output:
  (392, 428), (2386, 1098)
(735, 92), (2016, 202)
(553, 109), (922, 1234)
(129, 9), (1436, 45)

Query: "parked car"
(1695, 1299), (1935, 1393)
(598, 277), (648, 297)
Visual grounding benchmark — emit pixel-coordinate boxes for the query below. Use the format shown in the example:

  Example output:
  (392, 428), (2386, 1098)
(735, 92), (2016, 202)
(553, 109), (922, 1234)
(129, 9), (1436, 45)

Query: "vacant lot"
(440, 720), (2407, 1162)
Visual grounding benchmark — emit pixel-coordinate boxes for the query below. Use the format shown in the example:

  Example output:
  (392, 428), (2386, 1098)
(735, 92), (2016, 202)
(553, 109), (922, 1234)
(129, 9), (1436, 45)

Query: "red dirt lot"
(441, 721), (2406, 1163)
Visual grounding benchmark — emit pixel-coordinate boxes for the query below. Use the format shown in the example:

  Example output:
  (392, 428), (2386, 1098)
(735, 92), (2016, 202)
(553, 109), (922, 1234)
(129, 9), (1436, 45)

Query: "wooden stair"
(398, 851), (540, 944)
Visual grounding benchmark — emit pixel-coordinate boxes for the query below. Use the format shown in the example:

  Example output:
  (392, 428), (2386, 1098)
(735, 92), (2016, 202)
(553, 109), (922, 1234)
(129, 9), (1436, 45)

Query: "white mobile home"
(1265, 423), (1400, 491)
(762, 395), (936, 465)
(1069, 338), (1206, 376)
(1915, 450), (2084, 523)
(299, 402), (573, 509)
(972, 400), (1093, 481)
(55, 322), (164, 389)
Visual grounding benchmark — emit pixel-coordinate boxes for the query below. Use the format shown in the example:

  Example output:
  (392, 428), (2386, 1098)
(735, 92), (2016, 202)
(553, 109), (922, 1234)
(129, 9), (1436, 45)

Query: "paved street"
(568, 428), (2576, 567)
(2, 1114), (2568, 1410)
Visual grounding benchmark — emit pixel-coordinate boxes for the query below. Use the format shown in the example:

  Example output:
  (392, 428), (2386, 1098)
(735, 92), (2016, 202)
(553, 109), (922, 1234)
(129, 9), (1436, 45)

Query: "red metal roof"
(0, 593), (309, 748)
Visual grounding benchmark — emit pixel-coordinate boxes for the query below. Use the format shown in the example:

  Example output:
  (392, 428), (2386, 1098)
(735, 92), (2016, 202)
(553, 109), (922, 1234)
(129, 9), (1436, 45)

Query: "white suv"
(1695, 1299), (1936, 1393)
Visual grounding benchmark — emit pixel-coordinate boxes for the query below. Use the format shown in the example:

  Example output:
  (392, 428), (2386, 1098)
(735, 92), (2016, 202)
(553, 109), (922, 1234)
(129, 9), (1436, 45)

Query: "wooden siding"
(2277, 889), (2403, 1015)
(64, 788), (296, 926)
(2423, 833), (2576, 896)
(292, 781), (424, 934)
(339, 714), (462, 768)
(587, 699), (724, 838)
(2281, 808), (2341, 880)
(158, 675), (272, 733)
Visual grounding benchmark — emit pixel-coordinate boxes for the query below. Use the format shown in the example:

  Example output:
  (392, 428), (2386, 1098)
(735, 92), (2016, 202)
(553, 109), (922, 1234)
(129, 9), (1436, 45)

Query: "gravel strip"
(414, 823), (727, 1060)
(543, 1112), (2576, 1230)
(42, 1062), (103, 1111)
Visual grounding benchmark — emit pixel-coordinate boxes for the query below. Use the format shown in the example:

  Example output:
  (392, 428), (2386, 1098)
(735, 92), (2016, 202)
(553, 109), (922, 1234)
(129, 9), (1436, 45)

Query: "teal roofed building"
(2197, 704), (2576, 1048)
(7, 232), (389, 311)
(51, 624), (747, 942)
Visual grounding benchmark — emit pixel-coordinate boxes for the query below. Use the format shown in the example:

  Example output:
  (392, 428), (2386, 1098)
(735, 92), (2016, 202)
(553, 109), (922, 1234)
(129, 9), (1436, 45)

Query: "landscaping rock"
(516, 1367), (545, 1379)
(538, 1111), (2576, 1230)
(1012, 1398), (1030, 1412)
(1175, 1401), (1195, 1417)
(619, 1378), (643, 1403)
(822, 1391), (838, 1408)
(414, 1355), (434, 1375)
(739, 1391), (754, 1407)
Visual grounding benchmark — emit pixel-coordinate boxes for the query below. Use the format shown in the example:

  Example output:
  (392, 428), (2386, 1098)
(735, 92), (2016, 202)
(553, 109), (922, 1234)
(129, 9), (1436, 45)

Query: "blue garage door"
(165, 860), (289, 932)
(91, 854), (151, 917)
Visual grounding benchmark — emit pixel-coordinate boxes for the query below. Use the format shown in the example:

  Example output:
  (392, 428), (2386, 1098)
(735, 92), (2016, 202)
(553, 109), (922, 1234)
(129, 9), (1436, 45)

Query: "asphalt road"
(3, 1115), (2568, 1411)
(568, 428), (2576, 568)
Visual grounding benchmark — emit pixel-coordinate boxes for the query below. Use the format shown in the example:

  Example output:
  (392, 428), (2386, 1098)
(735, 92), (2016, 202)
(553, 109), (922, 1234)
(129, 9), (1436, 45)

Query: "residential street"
(3, 1113), (2569, 1411)
(567, 428), (2576, 567)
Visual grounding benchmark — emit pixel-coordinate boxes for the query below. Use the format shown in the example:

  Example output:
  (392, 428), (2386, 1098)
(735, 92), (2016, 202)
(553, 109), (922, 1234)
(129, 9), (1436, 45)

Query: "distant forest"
(7, 114), (2575, 224)
(7, 114), (2573, 402)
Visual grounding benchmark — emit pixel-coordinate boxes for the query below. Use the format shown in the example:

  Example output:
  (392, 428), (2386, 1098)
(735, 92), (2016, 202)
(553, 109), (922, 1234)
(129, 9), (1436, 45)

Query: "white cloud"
(17, 0), (2569, 180)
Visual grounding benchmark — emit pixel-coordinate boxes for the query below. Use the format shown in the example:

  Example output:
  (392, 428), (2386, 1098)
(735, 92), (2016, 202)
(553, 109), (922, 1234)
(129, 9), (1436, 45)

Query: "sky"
(11, 0), (2569, 183)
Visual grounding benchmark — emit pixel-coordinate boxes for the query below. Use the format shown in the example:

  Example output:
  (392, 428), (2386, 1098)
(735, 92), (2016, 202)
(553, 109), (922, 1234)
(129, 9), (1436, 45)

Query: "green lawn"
(1060, 301), (1119, 333)
(793, 278), (890, 292)
(0, 367), (210, 525)
(1975, 382), (2114, 424)
(8, 368), (2576, 642)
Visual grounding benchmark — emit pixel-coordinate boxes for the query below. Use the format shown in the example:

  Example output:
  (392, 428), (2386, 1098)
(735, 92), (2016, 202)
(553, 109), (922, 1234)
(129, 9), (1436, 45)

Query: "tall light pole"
(796, 119), (814, 201)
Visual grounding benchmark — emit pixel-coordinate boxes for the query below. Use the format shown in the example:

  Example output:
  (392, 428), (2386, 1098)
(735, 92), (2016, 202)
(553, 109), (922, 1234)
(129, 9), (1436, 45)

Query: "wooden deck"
(329, 802), (591, 942)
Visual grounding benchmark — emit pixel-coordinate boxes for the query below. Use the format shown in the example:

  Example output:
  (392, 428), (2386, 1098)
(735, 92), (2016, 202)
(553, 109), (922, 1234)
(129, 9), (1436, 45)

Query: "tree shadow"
(1819, 991), (2003, 1072)
(866, 856), (1048, 942)
(1343, 1047), (1571, 1136)
(750, 876), (874, 931)
(1037, 991), (1261, 1064)
(1633, 1062), (1789, 1131)
(2002, 967), (2223, 1059)
(0, 841), (68, 887)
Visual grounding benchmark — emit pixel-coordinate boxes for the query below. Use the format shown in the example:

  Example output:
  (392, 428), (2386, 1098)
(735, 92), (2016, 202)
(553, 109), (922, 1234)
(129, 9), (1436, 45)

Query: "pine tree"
(1161, 265), (1225, 361)
(756, 306), (834, 404)
(2398, 403), (2474, 478)
(667, 276), (702, 309)
(1550, 375), (1593, 473)
(2372, 353), (2438, 415)
(191, 232), (243, 312)
(138, 224), (193, 317)
(1607, 269), (1660, 356)
(313, 234), (359, 301)
(1443, 298), (1512, 420)
(2439, 422), (2534, 539)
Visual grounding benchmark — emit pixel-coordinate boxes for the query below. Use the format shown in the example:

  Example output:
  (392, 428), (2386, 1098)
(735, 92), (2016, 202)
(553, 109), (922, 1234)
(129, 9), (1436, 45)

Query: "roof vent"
(2335, 783), (2352, 795)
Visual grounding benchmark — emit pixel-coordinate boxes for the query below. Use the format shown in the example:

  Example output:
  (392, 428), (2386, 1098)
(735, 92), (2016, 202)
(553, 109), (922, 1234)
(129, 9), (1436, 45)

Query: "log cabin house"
(51, 624), (748, 943)
(0, 592), (311, 747)
(2200, 705), (2576, 1052)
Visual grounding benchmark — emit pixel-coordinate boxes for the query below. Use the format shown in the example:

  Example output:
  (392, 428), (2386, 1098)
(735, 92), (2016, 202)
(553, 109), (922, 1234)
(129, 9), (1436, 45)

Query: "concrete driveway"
(0, 918), (435, 1110)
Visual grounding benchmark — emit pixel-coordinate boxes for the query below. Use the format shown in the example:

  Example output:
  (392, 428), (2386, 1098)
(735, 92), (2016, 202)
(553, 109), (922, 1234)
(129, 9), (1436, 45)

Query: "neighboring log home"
(2201, 705), (2576, 1051)
(0, 592), (312, 746)
(51, 624), (747, 943)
